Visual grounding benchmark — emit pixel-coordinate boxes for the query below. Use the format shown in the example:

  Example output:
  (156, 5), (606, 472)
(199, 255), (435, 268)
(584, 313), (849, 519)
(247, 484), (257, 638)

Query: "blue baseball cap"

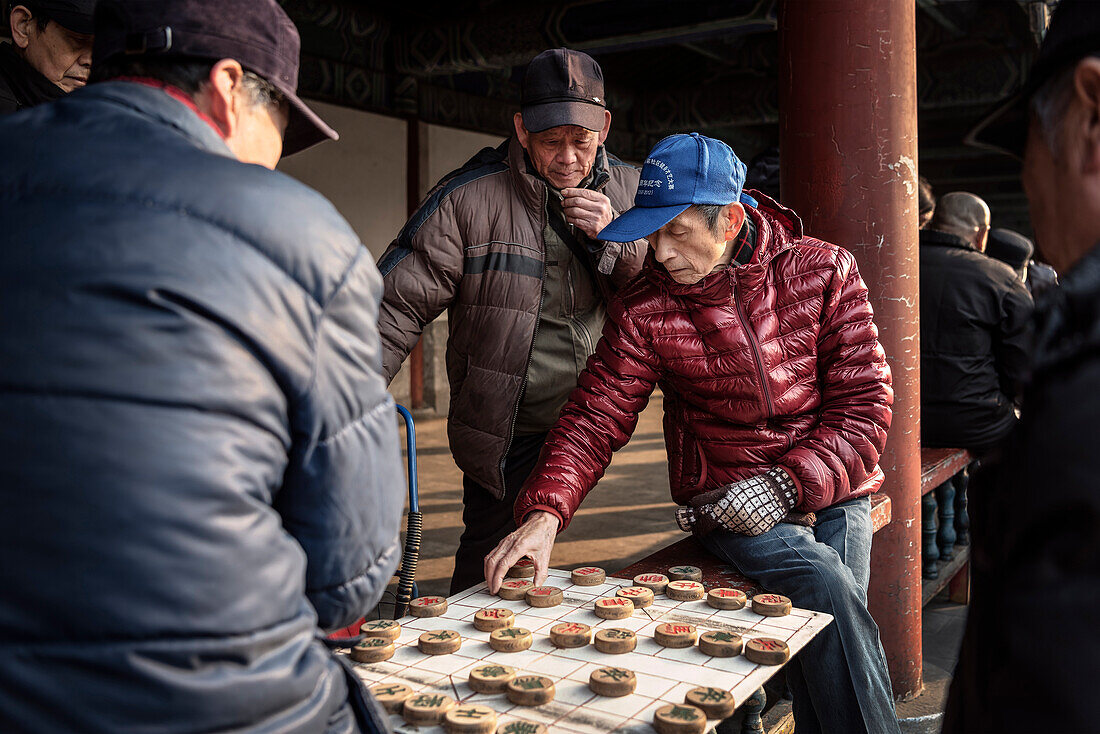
(599, 133), (757, 243)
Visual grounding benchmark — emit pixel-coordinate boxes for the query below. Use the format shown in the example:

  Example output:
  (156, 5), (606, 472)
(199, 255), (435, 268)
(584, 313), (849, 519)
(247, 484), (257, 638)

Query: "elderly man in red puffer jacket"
(485, 134), (900, 734)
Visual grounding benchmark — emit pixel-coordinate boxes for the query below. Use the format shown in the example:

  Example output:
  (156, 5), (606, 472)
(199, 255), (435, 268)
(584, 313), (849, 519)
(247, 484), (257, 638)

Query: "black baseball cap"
(20, 0), (96, 35)
(91, 0), (337, 156)
(521, 48), (607, 133)
(966, 0), (1100, 159)
(987, 228), (1034, 273)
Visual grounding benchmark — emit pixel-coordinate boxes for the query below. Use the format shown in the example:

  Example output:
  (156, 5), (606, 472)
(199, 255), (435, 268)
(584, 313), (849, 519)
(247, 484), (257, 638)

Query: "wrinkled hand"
(561, 188), (615, 240)
(484, 511), (559, 593)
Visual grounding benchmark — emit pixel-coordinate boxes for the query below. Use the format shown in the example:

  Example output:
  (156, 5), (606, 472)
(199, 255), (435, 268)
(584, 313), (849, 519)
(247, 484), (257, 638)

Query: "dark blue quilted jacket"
(0, 82), (403, 733)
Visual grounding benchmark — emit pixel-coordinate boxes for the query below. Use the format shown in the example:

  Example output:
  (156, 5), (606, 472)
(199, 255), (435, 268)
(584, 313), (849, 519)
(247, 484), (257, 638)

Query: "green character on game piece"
(455, 708), (487, 719)
(374, 685), (403, 696)
(514, 678), (545, 690)
(709, 632), (737, 643)
(668, 706), (699, 720)
(411, 694), (446, 707)
(477, 665), (507, 677)
(504, 723), (540, 734)
(427, 631), (454, 640)
(600, 668), (630, 681)
(697, 688), (725, 702)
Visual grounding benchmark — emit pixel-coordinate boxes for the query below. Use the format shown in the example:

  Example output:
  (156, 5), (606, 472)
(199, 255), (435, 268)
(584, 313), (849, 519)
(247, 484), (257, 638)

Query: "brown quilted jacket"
(514, 194), (894, 530)
(377, 137), (646, 497)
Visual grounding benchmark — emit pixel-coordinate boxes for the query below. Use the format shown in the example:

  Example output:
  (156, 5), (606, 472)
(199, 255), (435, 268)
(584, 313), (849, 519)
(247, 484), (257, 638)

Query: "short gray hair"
(1030, 53), (1100, 154)
(691, 203), (731, 237)
(92, 58), (285, 112)
(929, 191), (990, 245)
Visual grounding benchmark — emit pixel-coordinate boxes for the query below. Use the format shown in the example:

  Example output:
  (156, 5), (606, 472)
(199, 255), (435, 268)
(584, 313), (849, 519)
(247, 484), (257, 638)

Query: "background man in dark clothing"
(377, 49), (646, 593)
(986, 226), (1060, 299)
(0, 0), (93, 113)
(946, 1), (1100, 729)
(0, 0), (402, 731)
(919, 191), (1033, 453)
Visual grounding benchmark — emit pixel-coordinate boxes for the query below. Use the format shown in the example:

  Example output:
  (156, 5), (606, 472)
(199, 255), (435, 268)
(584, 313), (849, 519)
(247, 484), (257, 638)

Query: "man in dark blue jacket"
(0, 1), (403, 732)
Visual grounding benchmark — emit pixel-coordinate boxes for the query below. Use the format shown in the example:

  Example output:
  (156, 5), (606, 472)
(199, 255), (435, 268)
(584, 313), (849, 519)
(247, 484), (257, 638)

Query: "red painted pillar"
(778, 0), (922, 699)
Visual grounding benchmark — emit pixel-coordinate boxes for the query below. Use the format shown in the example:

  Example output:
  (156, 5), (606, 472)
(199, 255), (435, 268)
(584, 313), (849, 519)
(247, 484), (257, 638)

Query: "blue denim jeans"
(700, 497), (901, 734)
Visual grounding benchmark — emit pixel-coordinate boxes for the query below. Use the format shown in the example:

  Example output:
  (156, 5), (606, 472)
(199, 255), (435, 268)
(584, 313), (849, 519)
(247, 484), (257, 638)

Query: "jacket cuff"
(518, 504), (565, 533)
(775, 464), (804, 507)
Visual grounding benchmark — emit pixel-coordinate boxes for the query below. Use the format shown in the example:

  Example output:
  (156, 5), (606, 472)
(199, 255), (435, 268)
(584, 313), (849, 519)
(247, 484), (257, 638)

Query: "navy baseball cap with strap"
(598, 133), (758, 243)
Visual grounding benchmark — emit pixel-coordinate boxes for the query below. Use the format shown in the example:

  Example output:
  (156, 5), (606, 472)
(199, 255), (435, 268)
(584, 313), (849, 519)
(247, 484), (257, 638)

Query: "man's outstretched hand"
(484, 511), (559, 593)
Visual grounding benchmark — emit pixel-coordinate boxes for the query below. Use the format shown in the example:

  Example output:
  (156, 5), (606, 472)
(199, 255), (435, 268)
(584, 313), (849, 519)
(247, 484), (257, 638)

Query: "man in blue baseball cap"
(488, 133), (900, 733)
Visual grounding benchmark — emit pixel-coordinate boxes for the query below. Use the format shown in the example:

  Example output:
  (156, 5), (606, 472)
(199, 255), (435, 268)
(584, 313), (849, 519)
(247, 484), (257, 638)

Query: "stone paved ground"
(391, 392), (678, 599)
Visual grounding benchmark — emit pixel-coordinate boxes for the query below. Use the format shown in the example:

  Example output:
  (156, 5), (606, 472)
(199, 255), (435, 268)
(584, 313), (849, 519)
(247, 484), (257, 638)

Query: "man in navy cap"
(0, 1), (95, 113)
(377, 48), (647, 594)
(946, 0), (1100, 729)
(486, 133), (900, 733)
(0, 0), (402, 731)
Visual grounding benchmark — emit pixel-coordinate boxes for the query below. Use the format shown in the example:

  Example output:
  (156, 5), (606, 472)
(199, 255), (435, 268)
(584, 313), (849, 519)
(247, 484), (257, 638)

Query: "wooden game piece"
(370, 682), (413, 714)
(409, 595), (448, 617)
(632, 573), (669, 594)
(418, 629), (462, 655)
(359, 618), (401, 642)
(403, 692), (456, 726)
(589, 667), (637, 697)
(668, 565), (703, 582)
(654, 622), (698, 648)
(616, 585), (654, 608)
(707, 588), (748, 611)
(497, 579), (534, 600)
(468, 664), (517, 694)
(489, 627), (533, 652)
(744, 637), (791, 665)
(444, 704), (498, 734)
(594, 627), (637, 654)
(698, 630), (743, 657)
(524, 586), (563, 608)
(685, 687), (737, 719)
(751, 593), (793, 617)
(506, 676), (556, 706)
(497, 720), (547, 734)
(349, 636), (395, 663)
(653, 703), (707, 734)
(593, 596), (634, 619)
(665, 580), (706, 601)
(570, 566), (606, 586)
(549, 622), (592, 648)
(506, 557), (536, 579)
(474, 607), (515, 632)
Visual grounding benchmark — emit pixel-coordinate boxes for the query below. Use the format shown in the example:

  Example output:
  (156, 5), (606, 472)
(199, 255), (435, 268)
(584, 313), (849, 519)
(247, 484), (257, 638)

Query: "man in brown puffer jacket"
(377, 48), (647, 593)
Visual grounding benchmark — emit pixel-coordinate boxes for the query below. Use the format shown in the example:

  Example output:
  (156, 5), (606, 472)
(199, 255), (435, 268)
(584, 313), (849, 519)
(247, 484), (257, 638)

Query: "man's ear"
(1074, 57), (1100, 174)
(513, 112), (529, 148)
(597, 109), (612, 145)
(10, 6), (35, 50)
(724, 202), (746, 239)
(201, 59), (245, 139)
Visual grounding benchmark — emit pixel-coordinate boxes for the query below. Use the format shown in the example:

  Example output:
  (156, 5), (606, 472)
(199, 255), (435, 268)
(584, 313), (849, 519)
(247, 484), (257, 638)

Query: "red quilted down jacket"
(514, 193), (893, 532)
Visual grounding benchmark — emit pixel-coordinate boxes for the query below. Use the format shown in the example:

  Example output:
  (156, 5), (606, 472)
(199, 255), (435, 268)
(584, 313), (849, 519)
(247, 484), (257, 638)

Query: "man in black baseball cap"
(946, 1), (1100, 730)
(0, 0), (403, 731)
(376, 47), (647, 594)
(0, 1), (95, 113)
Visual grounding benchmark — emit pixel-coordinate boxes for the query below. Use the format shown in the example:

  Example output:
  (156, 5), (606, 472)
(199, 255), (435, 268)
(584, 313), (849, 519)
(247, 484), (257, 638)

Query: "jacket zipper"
(733, 275), (776, 418)
(501, 187), (548, 492)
